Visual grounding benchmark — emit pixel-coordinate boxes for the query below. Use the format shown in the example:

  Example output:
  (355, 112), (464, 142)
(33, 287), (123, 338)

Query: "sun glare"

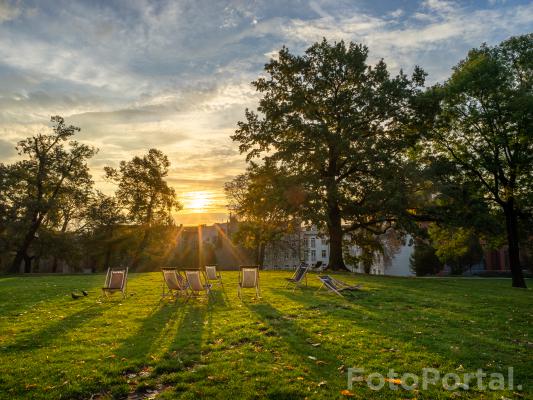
(183, 191), (213, 213)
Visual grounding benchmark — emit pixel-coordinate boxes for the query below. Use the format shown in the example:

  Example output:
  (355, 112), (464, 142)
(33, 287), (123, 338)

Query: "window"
(321, 249), (327, 258)
(310, 238), (316, 248)
(321, 238), (327, 246)
(310, 250), (316, 262)
(304, 250), (309, 260)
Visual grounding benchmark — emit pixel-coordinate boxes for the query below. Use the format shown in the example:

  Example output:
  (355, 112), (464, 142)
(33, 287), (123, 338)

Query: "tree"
(224, 161), (302, 267)
(428, 225), (483, 275)
(232, 39), (426, 270)
(429, 34), (532, 288)
(6, 116), (96, 273)
(410, 240), (443, 276)
(104, 149), (182, 269)
(83, 191), (127, 271)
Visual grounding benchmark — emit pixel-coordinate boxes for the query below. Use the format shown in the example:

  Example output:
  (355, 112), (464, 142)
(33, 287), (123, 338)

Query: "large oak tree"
(232, 39), (425, 270)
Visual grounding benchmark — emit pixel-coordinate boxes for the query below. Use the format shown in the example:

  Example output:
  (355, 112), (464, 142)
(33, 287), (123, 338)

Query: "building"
(263, 225), (415, 276)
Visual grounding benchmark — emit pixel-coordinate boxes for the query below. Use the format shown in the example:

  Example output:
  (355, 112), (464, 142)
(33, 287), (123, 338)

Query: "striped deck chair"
(161, 268), (188, 300)
(185, 269), (211, 300)
(316, 275), (362, 297)
(102, 267), (128, 298)
(204, 265), (224, 289)
(238, 266), (261, 299)
(285, 262), (310, 291)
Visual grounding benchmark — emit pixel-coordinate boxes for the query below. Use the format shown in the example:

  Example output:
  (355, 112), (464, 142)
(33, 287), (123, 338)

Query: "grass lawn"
(0, 272), (531, 399)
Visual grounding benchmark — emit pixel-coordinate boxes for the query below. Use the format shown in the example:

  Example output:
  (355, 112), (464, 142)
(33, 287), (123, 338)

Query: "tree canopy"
(3, 116), (97, 273)
(426, 34), (532, 287)
(233, 39), (426, 270)
(105, 148), (182, 268)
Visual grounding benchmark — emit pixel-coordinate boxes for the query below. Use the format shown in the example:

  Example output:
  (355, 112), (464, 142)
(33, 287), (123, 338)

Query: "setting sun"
(182, 191), (213, 213)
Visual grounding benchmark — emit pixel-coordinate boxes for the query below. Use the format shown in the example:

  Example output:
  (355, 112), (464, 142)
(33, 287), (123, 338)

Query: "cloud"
(0, 137), (16, 159)
(0, 0), (531, 224)
(0, 0), (21, 22)
(279, 1), (533, 82)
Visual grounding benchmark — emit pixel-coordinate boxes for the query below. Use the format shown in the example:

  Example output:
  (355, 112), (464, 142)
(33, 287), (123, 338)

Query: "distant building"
(263, 225), (415, 276)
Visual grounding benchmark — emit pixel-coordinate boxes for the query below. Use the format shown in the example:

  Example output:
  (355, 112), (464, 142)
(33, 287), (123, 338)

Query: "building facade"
(263, 225), (415, 276)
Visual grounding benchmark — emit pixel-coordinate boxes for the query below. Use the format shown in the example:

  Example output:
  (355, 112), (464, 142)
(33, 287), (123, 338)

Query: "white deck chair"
(185, 269), (211, 300)
(161, 268), (189, 299)
(204, 265), (224, 288)
(238, 266), (261, 299)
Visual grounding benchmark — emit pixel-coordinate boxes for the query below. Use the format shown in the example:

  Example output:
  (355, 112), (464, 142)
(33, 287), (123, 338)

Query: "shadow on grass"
(245, 301), (344, 398)
(275, 285), (530, 376)
(2, 302), (114, 352)
(86, 298), (208, 398)
(0, 274), (103, 316)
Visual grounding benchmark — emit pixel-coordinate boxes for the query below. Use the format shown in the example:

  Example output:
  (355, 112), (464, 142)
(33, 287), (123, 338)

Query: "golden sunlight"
(182, 191), (214, 213)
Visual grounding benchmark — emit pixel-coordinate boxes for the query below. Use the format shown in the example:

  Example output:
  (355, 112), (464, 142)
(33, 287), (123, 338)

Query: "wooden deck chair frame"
(204, 265), (224, 288)
(238, 265), (261, 299)
(184, 269), (211, 300)
(316, 275), (361, 297)
(102, 267), (128, 298)
(161, 268), (189, 300)
(285, 262), (310, 291)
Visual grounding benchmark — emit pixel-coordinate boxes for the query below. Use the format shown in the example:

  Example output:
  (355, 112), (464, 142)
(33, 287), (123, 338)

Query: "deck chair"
(184, 269), (211, 300)
(316, 275), (362, 297)
(285, 262), (310, 291)
(204, 265), (224, 288)
(102, 267), (128, 298)
(238, 266), (261, 299)
(161, 268), (189, 300)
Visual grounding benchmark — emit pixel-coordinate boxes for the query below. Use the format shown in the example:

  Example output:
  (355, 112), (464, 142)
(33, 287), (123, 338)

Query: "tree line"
(0, 118), (181, 273)
(225, 34), (532, 288)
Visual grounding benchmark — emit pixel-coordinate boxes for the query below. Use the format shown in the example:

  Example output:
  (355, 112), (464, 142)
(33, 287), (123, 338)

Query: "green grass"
(0, 272), (531, 399)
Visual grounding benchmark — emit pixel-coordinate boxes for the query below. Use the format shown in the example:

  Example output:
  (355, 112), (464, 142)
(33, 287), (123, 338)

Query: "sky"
(0, 0), (531, 225)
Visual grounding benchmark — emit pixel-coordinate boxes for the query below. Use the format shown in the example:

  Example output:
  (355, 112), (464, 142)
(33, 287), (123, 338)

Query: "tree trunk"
(9, 219), (40, 273)
(52, 257), (59, 273)
(327, 201), (347, 271)
(503, 201), (527, 288)
(23, 254), (32, 273)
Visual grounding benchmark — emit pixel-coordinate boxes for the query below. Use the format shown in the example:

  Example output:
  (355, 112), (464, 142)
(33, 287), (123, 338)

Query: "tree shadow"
(274, 284), (530, 380)
(2, 302), (114, 353)
(157, 302), (207, 375)
(113, 301), (187, 373)
(246, 302), (343, 385)
(0, 274), (102, 316)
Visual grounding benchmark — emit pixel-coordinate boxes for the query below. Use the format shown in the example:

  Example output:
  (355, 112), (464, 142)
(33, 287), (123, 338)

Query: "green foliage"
(225, 161), (301, 265)
(0, 116), (97, 272)
(104, 149), (182, 269)
(105, 148), (181, 226)
(428, 225), (483, 275)
(232, 39), (426, 269)
(410, 240), (443, 276)
(425, 34), (532, 287)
